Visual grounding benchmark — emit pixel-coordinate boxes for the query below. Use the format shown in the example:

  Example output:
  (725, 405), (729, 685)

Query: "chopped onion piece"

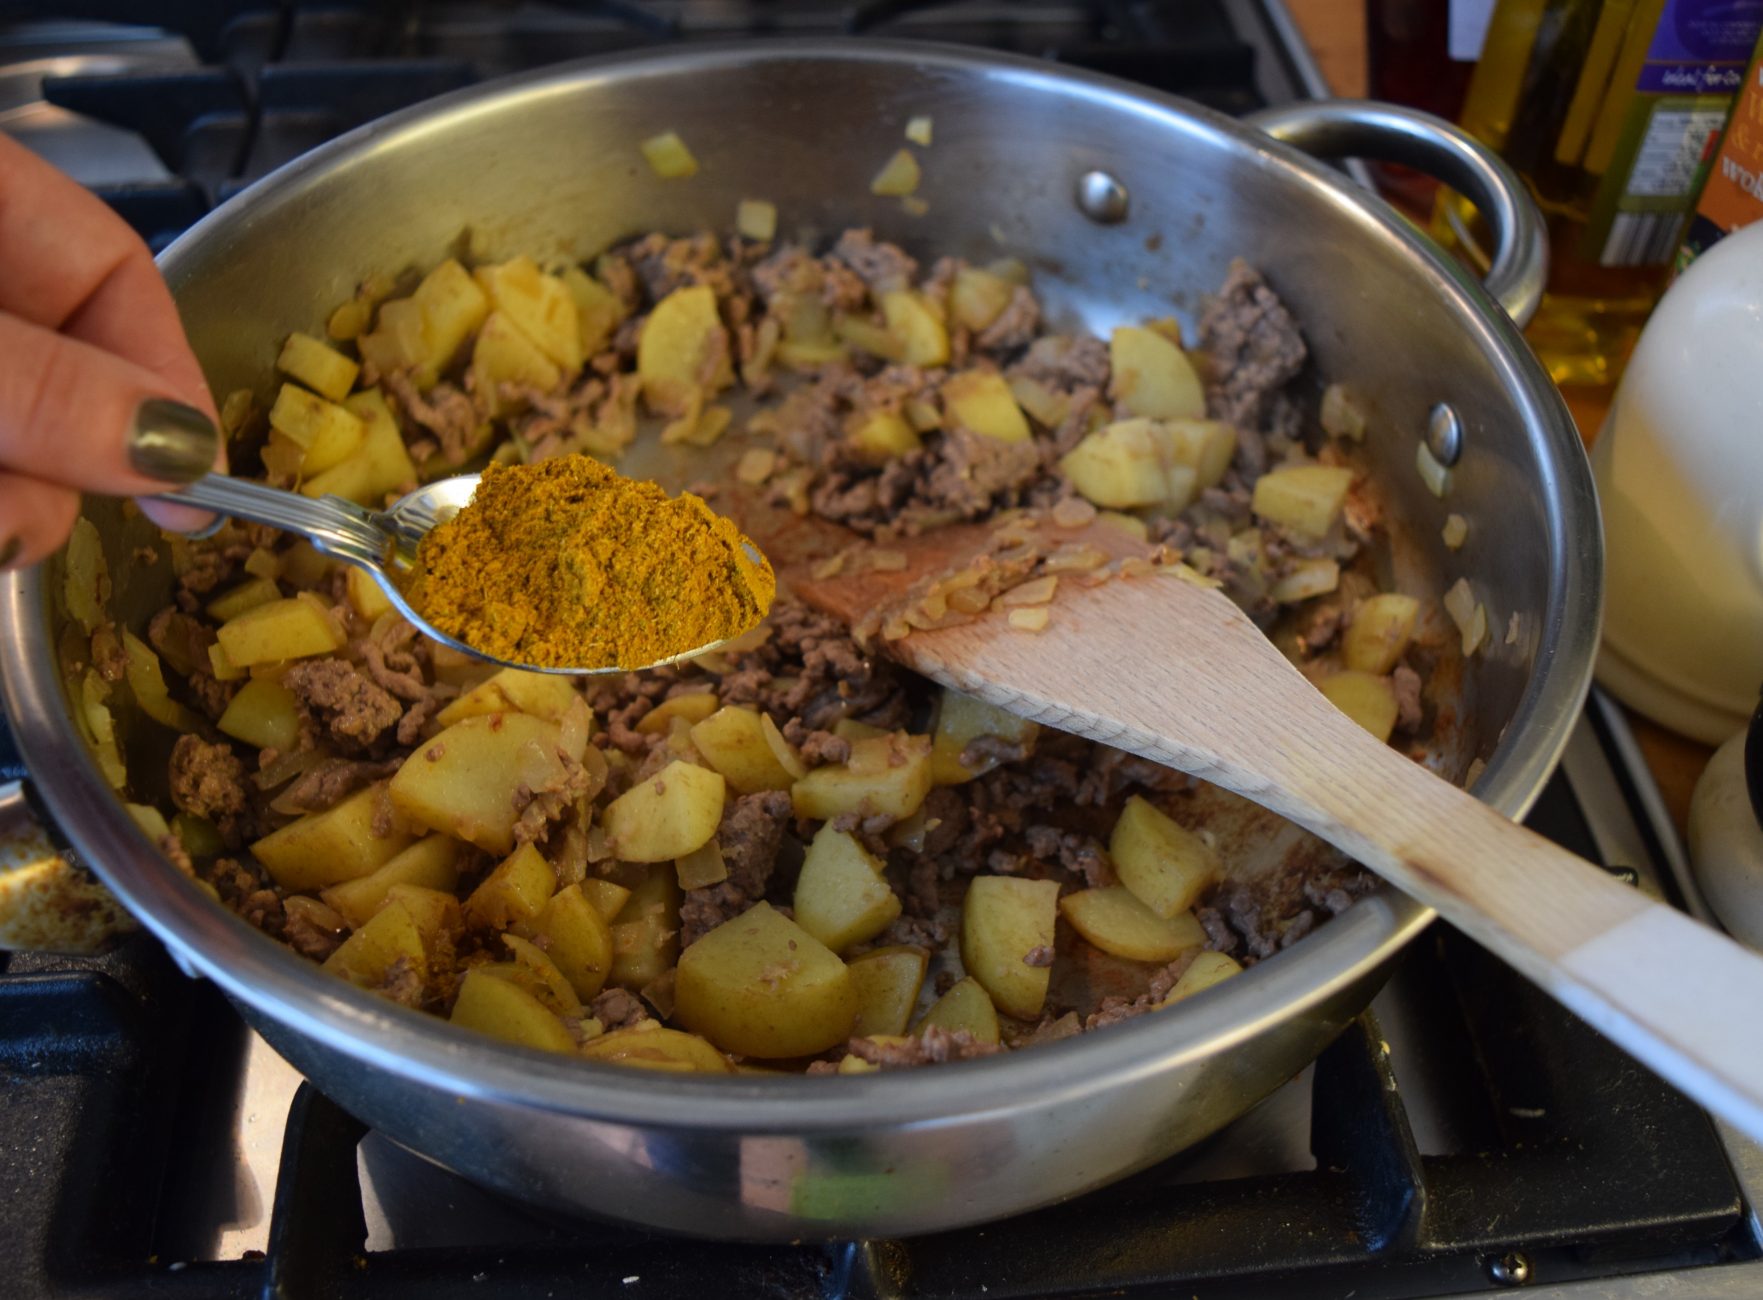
(1441, 513), (1468, 549)
(1268, 557), (1339, 604)
(1042, 543), (1108, 573)
(676, 839), (728, 890)
(996, 575), (1058, 607)
(810, 551), (848, 581)
(1050, 496), (1098, 529)
(1320, 383), (1366, 441)
(639, 130), (699, 179)
(865, 550), (909, 573)
(735, 198), (777, 242)
(1416, 441), (1451, 497)
(1008, 607), (1050, 632)
(905, 115), (934, 146)
(1443, 578), (1487, 654)
(735, 447), (777, 485)
(871, 148), (921, 196)
(900, 196), (930, 218)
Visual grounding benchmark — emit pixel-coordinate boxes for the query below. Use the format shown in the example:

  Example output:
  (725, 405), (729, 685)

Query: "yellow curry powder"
(410, 456), (775, 670)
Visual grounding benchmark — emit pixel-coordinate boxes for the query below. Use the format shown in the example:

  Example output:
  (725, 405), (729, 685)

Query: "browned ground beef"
(138, 226), (1416, 1076)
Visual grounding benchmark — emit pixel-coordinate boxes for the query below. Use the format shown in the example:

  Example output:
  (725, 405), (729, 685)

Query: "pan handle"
(0, 778), (138, 954)
(1245, 99), (1547, 329)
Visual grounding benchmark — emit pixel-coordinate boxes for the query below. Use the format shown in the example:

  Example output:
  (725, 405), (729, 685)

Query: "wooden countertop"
(1283, 0), (1714, 834)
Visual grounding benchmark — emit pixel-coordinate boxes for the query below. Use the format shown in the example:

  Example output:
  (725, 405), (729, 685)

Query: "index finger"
(0, 135), (213, 416)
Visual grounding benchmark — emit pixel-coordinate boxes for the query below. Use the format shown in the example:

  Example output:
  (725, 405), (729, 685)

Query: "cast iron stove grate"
(1, 0), (1312, 249)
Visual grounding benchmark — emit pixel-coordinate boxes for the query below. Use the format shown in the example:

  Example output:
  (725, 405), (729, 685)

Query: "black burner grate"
(8, 1), (1280, 247)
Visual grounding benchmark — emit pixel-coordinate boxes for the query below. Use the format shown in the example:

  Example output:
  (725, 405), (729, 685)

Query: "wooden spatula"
(793, 522), (1763, 1143)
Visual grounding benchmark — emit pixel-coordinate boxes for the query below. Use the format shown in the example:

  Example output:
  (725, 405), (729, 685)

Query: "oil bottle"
(1433, 0), (1763, 388)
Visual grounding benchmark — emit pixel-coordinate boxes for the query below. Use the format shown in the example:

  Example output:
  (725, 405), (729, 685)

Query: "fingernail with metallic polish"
(129, 399), (218, 485)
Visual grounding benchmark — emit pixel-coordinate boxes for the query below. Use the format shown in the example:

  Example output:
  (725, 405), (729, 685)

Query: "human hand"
(0, 134), (223, 572)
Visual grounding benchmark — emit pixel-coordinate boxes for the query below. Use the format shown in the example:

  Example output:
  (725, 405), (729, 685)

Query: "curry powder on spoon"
(409, 456), (775, 670)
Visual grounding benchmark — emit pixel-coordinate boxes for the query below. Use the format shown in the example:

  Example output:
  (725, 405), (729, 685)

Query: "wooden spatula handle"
(893, 573), (1763, 1141)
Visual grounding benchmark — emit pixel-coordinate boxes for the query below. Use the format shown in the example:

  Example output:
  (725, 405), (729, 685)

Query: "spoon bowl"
(154, 472), (757, 674)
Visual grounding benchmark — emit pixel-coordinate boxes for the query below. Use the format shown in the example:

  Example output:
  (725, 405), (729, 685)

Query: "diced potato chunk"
(268, 383), (365, 474)
(301, 389), (417, 506)
(277, 331), (359, 402)
(690, 705), (799, 794)
(635, 692), (720, 735)
(206, 577), (281, 623)
(942, 371), (1030, 443)
(1109, 326), (1204, 420)
(436, 667), (581, 726)
(674, 902), (857, 1058)
(474, 256), (584, 373)
(464, 841), (557, 932)
(609, 865), (681, 991)
(1252, 464), (1354, 539)
(1160, 418), (1238, 491)
(870, 148), (921, 196)
(216, 676), (300, 751)
(388, 712), (582, 854)
(602, 759), (725, 863)
(450, 968), (576, 1053)
(582, 1025), (733, 1073)
(344, 566), (394, 621)
(847, 409), (922, 461)
(320, 834), (460, 929)
(525, 883), (615, 1000)
(380, 883), (461, 960)
(1318, 670), (1399, 743)
(1159, 950), (1243, 1007)
(253, 783), (414, 892)
(560, 266), (626, 358)
(1343, 593), (1420, 675)
(472, 310), (562, 416)
(950, 266), (1015, 332)
(640, 130), (699, 178)
(582, 877), (632, 922)
(736, 198), (777, 242)
(915, 976), (999, 1046)
(1109, 794), (1219, 919)
(961, 875), (1059, 1020)
(413, 258), (492, 377)
(214, 593), (345, 667)
(880, 291), (949, 367)
(638, 284), (730, 416)
(1059, 417), (1197, 510)
(848, 945), (928, 1037)
(793, 825), (901, 954)
(1060, 888), (1206, 963)
(324, 898), (427, 992)
(791, 733), (933, 824)
(931, 688), (1038, 785)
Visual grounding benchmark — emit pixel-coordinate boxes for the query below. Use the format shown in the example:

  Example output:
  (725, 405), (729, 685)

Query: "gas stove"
(1, 4), (1760, 1297)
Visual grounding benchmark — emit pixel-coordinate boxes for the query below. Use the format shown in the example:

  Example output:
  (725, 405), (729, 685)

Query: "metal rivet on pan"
(1488, 1252), (1532, 1286)
(1427, 402), (1464, 467)
(1076, 171), (1129, 223)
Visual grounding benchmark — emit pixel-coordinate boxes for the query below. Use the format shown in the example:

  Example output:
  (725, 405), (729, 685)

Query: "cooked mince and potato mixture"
(71, 215), (1449, 1074)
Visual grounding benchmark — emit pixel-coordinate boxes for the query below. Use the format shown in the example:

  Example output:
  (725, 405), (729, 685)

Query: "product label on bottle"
(1679, 51), (1763, 269)
(1583, 0), (1763, 267)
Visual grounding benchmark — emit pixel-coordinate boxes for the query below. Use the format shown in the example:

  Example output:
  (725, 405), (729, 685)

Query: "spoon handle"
(151, 474), (387, 569)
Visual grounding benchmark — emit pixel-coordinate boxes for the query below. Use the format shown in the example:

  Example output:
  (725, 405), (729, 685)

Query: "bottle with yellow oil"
(1434, 0), (1763, 387)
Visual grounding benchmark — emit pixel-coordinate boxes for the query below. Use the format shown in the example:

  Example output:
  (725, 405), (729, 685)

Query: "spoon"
(792, 518), (1763, 1145)
(153, 473), (757, 675)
